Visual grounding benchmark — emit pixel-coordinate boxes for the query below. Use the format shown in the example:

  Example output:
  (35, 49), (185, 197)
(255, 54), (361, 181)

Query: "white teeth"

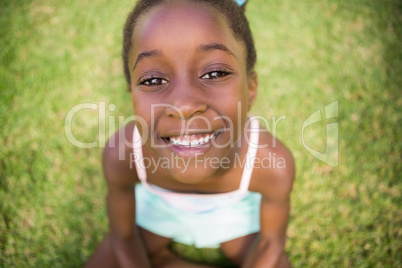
(169, 133), (216, 147)
(191, 140), (199, 146)
(182, 140), (190, 146)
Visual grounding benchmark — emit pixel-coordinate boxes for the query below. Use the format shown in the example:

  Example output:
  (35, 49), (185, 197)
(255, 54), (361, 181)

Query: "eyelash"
(200, 70), (231, 80)
(138, 77), (168, 86)
(138, 69), (231, 87)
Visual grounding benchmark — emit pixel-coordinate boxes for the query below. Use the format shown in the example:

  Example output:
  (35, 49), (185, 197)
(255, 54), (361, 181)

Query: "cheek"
(132, 93), (152, 126)
(132, 93), (141, 113)
(132, 93), (165, 126)
(132, 92), (152, 114)
(217, 83), (248, 114)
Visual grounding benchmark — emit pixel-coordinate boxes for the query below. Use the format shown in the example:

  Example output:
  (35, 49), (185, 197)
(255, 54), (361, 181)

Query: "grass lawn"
(0, 0), (401, 267)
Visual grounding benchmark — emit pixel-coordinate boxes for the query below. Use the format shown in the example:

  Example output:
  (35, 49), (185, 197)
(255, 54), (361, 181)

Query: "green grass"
(0, 0), (401, 267)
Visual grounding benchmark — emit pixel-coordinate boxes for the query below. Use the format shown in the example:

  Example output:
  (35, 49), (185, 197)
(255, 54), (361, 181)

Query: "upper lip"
(160, 130), (220, 139)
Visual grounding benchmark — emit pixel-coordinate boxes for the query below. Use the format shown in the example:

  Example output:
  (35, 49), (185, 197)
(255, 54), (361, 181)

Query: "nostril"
(164, 98), (207, 119)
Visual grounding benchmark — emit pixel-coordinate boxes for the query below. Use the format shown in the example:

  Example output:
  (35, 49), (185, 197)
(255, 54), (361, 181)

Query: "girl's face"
(129, 2), (257, 183)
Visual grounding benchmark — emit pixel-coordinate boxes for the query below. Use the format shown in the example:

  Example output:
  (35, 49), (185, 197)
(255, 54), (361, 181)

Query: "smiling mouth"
(164, 132), (219, 148)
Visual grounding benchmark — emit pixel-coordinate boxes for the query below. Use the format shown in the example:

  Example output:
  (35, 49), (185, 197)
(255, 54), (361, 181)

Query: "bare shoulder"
(248, 128), (295, 200)
(102, 121), (138, 187)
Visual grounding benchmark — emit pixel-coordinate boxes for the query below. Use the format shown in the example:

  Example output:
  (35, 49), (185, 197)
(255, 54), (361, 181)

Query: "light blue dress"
(133, 117), (261, 248)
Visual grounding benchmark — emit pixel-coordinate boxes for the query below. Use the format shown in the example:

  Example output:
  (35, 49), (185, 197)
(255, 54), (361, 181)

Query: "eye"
(201, 70), (230, 80)
(139, 77), (168, 86)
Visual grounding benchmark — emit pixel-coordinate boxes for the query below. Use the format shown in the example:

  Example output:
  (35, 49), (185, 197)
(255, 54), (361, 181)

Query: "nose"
(164, 79), (207, 119)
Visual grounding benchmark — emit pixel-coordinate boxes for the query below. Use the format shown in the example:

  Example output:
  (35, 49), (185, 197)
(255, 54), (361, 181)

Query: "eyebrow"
(132, 49), (162, 71)
(197, 43), (236, 58)
(132, 43), (235, 71)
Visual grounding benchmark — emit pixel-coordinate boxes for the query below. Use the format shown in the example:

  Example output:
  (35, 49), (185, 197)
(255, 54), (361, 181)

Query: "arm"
(244, 138), (295, 268)
(242, 195), (291, 268)
(103, 123), (151, 268)
(106, 181), (150, 268)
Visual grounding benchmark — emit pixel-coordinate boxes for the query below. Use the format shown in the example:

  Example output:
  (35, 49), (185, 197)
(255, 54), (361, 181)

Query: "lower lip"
(169, 144), (211, 158)
(163, 134), (219, 158)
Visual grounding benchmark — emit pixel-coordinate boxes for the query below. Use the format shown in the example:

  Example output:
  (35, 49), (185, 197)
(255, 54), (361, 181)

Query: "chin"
(168, 165), (216, 185)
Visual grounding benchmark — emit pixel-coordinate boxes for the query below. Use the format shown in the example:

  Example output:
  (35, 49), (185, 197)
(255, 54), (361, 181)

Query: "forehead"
(130, 2), (245, 62)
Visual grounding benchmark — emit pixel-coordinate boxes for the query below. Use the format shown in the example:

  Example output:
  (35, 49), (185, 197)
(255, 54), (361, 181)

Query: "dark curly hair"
(122, 0), (256, 90)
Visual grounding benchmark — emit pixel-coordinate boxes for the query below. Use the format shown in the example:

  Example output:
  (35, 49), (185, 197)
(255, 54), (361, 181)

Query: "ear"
(247, 71), (258, 111)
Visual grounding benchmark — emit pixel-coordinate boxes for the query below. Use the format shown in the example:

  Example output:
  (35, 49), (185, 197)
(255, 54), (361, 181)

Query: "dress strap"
(133, 125), (147, 182)
(239, 117), (260, 193)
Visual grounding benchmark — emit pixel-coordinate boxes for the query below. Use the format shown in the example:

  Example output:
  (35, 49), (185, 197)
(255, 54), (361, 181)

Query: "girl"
(86, 0), (294, 267)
